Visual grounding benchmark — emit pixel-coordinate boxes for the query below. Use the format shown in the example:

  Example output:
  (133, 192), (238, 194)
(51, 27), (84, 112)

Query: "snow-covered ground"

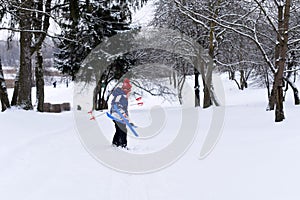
(1, 76), (300, 200)
(1, 1), (300, 199)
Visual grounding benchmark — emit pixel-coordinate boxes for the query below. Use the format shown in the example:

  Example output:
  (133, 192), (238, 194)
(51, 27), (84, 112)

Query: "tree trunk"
(93, 81), (101, 110)
(178, 75), (186, 105)
(275, 0), (290, 122)
(275, 86), (285, 122)
(203, 15), (215, 109)
(284, 51), (300, 105)
(11, 72), (19, 106)
(196, 54), (212, 108)
(173, 71), (177, 89)
(99, 95), (108, 110)
(203, 0), (221, 108)
(194, 67), (200, 107)
(33, 0), (51, 111)
(264, 68), (272, 110)
(0, 59), (11, 111)
(229, 70), (235, 80)
(285, 77), (300, 105)
(203, 57), (213, 108)
(17, 0), (34, 110)
(35, 47), (45, 112)
(240, 70), (246, 90)
(269, 0), (291, 122)
(100, 79), (109, 110)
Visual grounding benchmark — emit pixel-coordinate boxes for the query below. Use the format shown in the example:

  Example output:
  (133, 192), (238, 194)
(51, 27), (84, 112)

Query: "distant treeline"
(0, 38), (56, 68)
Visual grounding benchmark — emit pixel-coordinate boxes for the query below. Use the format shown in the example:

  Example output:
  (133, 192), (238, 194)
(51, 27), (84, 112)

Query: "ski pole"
(88, 110), (106, 120)
(129, 96), (143, 106)
(129, 102), (144, 106)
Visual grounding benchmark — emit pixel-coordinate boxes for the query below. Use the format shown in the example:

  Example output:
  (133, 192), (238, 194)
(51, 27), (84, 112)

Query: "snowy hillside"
(1, 77), (300, 200)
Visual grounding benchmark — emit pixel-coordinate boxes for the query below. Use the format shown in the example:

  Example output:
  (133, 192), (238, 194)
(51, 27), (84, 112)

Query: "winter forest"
(0, 0), (299, 122)
(0, 0), (298, 120)
(1, 0), (300, 199)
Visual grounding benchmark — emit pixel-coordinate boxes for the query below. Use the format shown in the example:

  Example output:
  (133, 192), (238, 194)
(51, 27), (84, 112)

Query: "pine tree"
(54, 0), (140, 80)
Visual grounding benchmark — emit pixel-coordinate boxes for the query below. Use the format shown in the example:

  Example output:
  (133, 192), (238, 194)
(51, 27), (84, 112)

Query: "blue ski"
(108, 104), (139, 137)
(106, 112), (138, 128)
(106, 112), (125, 124)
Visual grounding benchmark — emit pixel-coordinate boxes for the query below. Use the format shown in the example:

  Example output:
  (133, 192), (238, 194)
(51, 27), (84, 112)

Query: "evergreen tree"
(54, 0), (144, 80)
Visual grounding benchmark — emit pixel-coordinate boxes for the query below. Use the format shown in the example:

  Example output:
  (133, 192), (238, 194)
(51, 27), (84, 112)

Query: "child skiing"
(110, 78), (132, 148)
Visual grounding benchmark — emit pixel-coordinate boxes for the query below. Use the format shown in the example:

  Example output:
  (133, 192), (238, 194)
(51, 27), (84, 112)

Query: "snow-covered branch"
(288, 38), (300, 45)
(173, 0), (210, 30)
(284, 67), (300, 73)
(0, 27), (78, 43)
(253, 0), (279, 36)
(174, 0), (276, 73)
(215, 59), (264, 67)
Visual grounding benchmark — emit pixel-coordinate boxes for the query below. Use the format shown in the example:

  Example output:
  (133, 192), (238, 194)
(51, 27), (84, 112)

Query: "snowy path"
(1, 80), (300, 199)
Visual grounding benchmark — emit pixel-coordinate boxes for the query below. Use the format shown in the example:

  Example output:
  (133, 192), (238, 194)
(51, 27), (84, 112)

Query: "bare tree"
(153, 0), (234, 108)
(267, 0), (292, 121)
(172, 0), (300, 122)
